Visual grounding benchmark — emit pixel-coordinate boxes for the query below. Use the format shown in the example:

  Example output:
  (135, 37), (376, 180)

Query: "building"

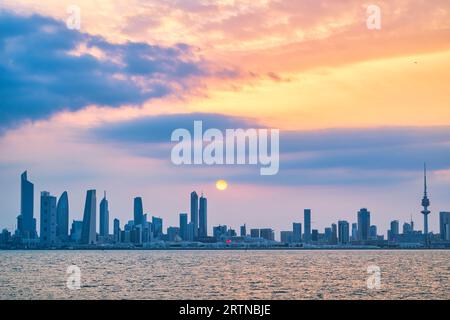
(70, 220), (83, 242)
(304, 209), (311, 243)
(152, 216), (163, 239)
(338, 220), (350, 244)
(324, 227), (332, 243)
(331, 223), (338, 244)
(99, 191), (109, 237)
(81, 190), (96, 245)
(186, 222), (195, 241)
(351, 223), (358, 241)
(167, 227), (180, 241)
(240, 224), (246, 237)
(179, 213), (188, 240)
(403, 222), (412, 234)
(131, 224), (142, 244)
(357, 208), (371, 241)
(389, 220), (399, 241)
(250, 228), (260, 238)
(113, 218), (120, 242)
(17, 171), (37, 239)
(190, 191), (199, 239)
(56, 191), (69, 242)
(369, 225), (377, 240)
(227, 229), (237, 237)
(293, 222), (302, 243)
(280, 231), (293, 243)
(311, 229), (319, 242)
(134, 197), (144, 227)
(0, 229), (12, 245)
(40, 191), (57, 246)
(213, 225), (227, 240)
(260, 228), (274, 241)
(199, 194), (207, 238)
(439, 212), (450, 241)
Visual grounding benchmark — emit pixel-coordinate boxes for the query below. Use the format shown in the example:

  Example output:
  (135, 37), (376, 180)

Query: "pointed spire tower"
(421, 163), (431, 246)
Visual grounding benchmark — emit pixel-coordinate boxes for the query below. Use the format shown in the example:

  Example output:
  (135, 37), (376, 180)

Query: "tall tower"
(17, 171), (36, 239)
(421, 163), (431, 246)
(303, 209), (311, 243)
(40, 191), (57, 246)
(133, 197), (143, 226)
(199, 194), (207, 238)
(100, 191), (109, 237)
(56, 191), (69, 241)
(190, 191), (199, 239)
(81, 190), (97, 245)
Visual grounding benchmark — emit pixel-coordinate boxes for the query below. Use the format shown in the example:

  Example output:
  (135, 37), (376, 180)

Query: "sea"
(0, 250), (448, 299)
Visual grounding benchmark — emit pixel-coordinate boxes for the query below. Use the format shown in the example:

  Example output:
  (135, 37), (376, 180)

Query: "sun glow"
(216, 180), (228, 191)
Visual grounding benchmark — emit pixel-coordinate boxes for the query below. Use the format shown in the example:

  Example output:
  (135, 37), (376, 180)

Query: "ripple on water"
(0, 250), (449, 299)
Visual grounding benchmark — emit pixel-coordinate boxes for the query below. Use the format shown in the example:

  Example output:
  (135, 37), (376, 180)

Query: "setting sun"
(215, 179), (228, 191)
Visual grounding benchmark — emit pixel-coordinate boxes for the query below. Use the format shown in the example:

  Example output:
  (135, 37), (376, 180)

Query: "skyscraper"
(40, 191), (57, 246)
(199, 194), (207, 238)
(179, 213), (188, 240)
(260, 228), (274, 241)
(113, 218), (120, 242)
(17, 171), (36, 239)
(293, 222), (302, 242)
(331, 223), (338, 244)
(190, 191), (199, 239)
(100, 191), (109, 237)
(81, 190), (96, 245)
(421, 163), (431, 246)
(338, 220), (350, 244)
(240, 224), (247, 237)
(134, 197), (144, 227)
(389, 220), (399, 241)
(369, 225), (377, 240)
(439, 212), (450, 241)
(152, 216), (163, 239)
(351, 223), (358, 241)
(70, 220), (83, 242)
(304, 209), (311, 243)
(250, 229), (260, 238)
(56, 191), (69, 242)
(357, 208), (371, 241)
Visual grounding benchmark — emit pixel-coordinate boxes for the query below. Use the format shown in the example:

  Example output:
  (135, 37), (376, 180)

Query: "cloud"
(94, 112), (258, 142)
(0, 11), (225, 131)
(92, 113), (450, 185)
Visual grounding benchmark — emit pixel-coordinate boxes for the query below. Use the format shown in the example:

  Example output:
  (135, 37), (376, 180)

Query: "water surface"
(0, 250), (448, 299)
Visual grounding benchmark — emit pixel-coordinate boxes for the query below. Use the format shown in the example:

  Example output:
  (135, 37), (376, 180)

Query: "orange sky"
(2, 0), (450, 131)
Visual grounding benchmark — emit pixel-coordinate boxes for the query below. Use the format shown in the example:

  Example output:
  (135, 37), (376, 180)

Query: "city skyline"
(1, 2), (450, 240)
(3, 167), (449, 245)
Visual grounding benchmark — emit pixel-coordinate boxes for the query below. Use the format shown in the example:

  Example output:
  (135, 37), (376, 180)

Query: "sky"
(0, 0), (449, 238)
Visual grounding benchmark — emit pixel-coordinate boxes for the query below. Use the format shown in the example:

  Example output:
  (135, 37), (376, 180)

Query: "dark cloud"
(94, 112), (259, 143)
(0, 11), (217, 131)
(92, 113), (450, 185)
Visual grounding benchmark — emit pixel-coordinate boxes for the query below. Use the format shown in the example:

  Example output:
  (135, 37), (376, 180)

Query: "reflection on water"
(0, 250), (448, 299)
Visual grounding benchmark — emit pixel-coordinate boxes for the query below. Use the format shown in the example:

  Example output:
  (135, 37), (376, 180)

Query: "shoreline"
(1, 247), (449, 251)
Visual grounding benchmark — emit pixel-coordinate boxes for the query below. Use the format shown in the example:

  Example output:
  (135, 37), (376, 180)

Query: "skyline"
(2, 167), (448, 243)
(1, 1), (450, 235)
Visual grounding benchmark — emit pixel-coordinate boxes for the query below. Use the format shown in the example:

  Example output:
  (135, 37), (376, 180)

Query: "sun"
(215, 179), (228, 191)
